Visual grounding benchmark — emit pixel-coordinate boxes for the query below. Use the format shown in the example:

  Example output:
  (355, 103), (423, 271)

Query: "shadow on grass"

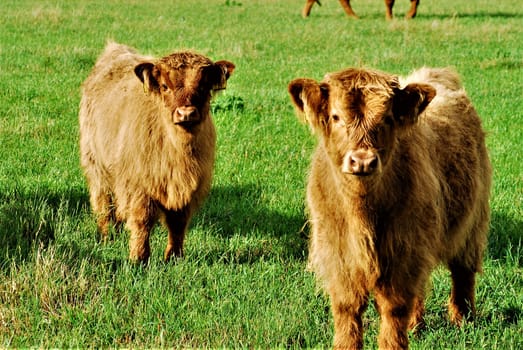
(3, 183), (520, 268)
(416, 11), (523, 20)
(0, 186), (90, 268)
(196, 183), (309, 262)
(0, 182), (309, 268)
(488, 209), (523, 266)
(312, 10), (523, 21)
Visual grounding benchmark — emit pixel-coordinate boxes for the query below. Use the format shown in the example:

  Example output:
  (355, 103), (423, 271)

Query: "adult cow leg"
(406, 0), (420, 18)
(339, 0), (358, 18)
(448, 261), (476, 325)
(302, 0), (318, 17)
(384, 0), (395, 19)
(163, 208), (191, 261)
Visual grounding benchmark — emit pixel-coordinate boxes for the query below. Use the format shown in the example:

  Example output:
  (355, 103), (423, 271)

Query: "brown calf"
(79, 42), (234, 263)
(288, 67), (491, 349)
(302, 0), (420, 19)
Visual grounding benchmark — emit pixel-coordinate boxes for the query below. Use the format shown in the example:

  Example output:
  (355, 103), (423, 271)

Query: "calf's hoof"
(164, 245), (183, 262)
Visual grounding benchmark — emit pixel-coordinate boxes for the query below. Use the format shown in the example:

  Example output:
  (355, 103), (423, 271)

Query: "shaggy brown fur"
(79, 42), (235, 263)
(302, 0), (420, 19)
(288, 67), (491, 349)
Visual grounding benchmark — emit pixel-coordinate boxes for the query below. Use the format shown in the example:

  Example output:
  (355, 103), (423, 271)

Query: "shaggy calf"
(288, 67), (491, 349)
(302, 0), (420, 19)
(79, 42), (234, 263)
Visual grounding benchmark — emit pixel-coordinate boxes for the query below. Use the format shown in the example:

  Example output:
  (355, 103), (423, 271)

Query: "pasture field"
(1, 0), (522, 348)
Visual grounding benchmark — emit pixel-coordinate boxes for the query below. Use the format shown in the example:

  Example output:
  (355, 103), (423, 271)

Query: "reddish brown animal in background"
(79, 42), (235, 263)
(288, 67), (491, 349)
(302, 0), (420, 19)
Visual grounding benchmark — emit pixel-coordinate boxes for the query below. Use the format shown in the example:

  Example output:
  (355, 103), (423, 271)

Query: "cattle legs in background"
(302, 0), (421, 19)
(302, 0), (357, 18)
(385, 0), (421, 19)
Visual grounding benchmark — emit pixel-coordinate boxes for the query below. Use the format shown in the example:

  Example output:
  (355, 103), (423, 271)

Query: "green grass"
(1, 0), (522, 348)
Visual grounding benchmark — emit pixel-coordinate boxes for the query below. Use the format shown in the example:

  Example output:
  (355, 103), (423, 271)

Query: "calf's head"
(288, 68), (435, 177)
(135, 52), (235, 126)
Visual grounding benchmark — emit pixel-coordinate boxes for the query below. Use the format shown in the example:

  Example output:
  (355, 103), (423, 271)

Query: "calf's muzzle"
(342, 150), (379, 176)
(173, 106), (199, 125)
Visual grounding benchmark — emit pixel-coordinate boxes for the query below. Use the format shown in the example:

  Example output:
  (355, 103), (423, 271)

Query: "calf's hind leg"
(408, 295), (426, 332)
(447, 221), (487, 325)
(448, 261), (477, 325)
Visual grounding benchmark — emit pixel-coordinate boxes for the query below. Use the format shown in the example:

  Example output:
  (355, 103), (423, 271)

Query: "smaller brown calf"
(302, 0), (420, 19)
(288, 67), (491, 349)
(79, 42), (234, 263)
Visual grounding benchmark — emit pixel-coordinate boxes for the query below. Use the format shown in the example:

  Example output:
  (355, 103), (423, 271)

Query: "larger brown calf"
(288, 67), (491, 349)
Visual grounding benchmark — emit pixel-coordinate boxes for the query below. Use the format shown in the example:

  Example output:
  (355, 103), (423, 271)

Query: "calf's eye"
(161, 84), (169, 91)
(331, 114), (340, 122)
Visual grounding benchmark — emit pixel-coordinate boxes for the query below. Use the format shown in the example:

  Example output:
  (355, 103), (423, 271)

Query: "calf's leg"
(374, 287), (414, 350)
(89, 188), (113, 240)
(408, 295), (426, 332)
(163, 208), (191, 261)
(330, 284), (369, 349)
(127, 201), (155, 263)
(448, 261), (476, 325)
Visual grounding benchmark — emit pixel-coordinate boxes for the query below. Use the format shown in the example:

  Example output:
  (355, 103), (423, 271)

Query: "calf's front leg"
(163, 208), (191, 262)
(127, 201), (155, 263)
(374, 287), (413, 350)
(330, 284), (369, 349)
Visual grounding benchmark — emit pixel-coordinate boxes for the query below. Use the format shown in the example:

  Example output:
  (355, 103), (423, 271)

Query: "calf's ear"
(211, 60), (235, 91)
(393, 83), (436, 126)
(288, 78), (328, 127)
(134, 62), (159, 94)
(215, 60), (235, 80)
